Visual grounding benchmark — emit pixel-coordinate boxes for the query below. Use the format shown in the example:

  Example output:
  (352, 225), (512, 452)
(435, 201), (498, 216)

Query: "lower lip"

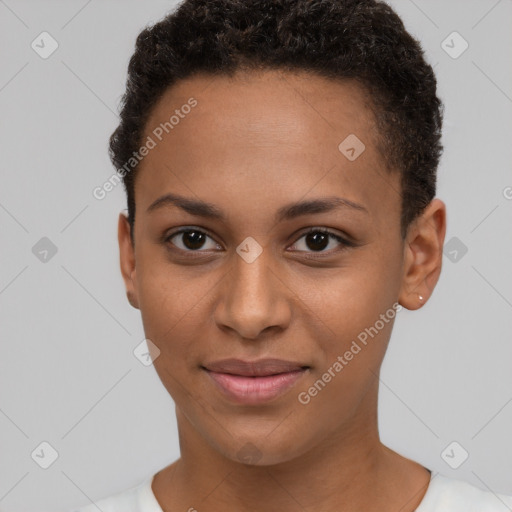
(204, 369), (308, 405)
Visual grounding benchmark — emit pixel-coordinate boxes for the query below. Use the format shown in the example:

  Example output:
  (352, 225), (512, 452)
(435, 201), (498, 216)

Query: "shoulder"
(417, 473), (512, 512)
(66, 475), (162, 512)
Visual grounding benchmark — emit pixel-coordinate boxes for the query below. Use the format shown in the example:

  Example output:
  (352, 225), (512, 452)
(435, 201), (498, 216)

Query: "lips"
(202, 358), (310, 405)
(202, 358), (309, 377)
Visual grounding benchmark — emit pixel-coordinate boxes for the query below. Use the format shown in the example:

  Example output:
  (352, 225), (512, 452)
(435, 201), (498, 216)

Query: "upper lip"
(202, 358), (309, 377)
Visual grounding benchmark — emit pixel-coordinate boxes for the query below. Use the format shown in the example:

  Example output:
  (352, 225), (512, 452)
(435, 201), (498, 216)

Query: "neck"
(153, 382), (430, 512)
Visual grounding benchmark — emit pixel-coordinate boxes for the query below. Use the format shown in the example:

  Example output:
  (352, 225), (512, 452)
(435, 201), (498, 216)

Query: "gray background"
(0, 0), (511, 510)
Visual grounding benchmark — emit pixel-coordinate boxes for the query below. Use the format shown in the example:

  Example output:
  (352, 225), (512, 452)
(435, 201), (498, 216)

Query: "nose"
(214, 248), (292, 340)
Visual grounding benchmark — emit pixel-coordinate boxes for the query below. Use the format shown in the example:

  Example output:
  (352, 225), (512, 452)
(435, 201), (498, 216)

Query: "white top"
(69, 471), (512, 512)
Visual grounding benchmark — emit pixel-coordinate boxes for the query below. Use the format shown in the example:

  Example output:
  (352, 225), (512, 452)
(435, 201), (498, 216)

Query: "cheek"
(135, 259), (233, 391)
(302, 260), (400, 385)
(135, 260), (204, 352)
(136, 243), (208, 316)
(295, 306), (395, 428)
(313, 260), (400, 334)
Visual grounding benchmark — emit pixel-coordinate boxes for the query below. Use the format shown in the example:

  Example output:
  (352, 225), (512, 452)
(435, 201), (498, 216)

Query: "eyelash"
(163, 226), (355, 257)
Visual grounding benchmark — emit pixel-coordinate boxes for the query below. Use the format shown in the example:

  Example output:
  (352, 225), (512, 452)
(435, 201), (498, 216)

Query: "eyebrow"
(146, 192), (368, 222)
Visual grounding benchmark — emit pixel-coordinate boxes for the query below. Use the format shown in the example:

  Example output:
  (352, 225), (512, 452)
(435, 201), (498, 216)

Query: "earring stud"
(418, 295), (424, 301)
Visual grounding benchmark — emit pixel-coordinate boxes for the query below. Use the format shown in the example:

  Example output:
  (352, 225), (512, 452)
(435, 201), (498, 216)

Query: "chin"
(216, 432), (312, 467)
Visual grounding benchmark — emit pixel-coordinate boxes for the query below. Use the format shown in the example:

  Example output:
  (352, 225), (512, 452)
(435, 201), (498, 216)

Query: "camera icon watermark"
(443, 236), (468, 263)
(236, 442), (263, 464)
(441, 441), (469, 469)
(441, 31), (468, 59)
(31, 441), (59, 469)
(338, 134), (366, 161)
(236, 237), (263, 263)
(32, 237), (58, 263)
(31, 31), (59, 59)
(133, 338), (160, 366)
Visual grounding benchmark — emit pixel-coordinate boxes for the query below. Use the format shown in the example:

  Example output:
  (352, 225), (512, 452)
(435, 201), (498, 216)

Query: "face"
(118, 69), (445, 466)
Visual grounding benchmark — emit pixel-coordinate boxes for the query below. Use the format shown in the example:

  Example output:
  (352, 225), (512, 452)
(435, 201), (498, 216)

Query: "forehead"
(145, 68), (379, 149)
(135, 69), (399, 224)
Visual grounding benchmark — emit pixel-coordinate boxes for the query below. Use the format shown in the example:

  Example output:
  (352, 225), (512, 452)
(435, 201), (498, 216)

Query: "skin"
(118, 69), (446, 512)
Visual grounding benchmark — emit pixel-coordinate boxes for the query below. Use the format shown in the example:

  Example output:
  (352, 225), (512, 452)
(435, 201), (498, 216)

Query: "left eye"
(289, 228), (349, 253)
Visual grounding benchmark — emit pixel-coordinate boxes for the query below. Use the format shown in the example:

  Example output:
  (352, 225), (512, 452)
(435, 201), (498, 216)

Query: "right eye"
(165, 227), (222, 252)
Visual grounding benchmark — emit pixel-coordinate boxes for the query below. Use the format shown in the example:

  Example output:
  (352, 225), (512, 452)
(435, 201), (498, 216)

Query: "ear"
(398, 198), (447, 310)
(118, 211), (140, 309)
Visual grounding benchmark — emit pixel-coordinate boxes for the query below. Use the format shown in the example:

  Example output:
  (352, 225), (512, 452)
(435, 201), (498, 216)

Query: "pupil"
(306, 232), (328, 251)
(184, 231), (205, 250)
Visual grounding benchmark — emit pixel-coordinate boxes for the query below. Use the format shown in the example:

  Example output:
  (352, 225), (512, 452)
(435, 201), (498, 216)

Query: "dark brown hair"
(109, 0), (444, 241)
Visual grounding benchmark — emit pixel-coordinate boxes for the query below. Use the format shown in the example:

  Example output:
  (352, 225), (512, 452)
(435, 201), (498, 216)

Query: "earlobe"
(398, 199), (447, 310)
(126, 289), (139, 309)
(118, 211), (140, 310)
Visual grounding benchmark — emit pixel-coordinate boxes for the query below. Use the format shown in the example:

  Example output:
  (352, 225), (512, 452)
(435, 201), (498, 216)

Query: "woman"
(72, 0), (512, 510)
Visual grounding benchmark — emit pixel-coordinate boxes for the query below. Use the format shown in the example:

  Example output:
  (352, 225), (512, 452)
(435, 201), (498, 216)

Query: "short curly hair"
(109, 0), (444, 241)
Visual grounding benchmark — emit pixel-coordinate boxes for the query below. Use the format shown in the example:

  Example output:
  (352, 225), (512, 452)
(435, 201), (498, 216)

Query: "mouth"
(201, 358), (310, 405)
